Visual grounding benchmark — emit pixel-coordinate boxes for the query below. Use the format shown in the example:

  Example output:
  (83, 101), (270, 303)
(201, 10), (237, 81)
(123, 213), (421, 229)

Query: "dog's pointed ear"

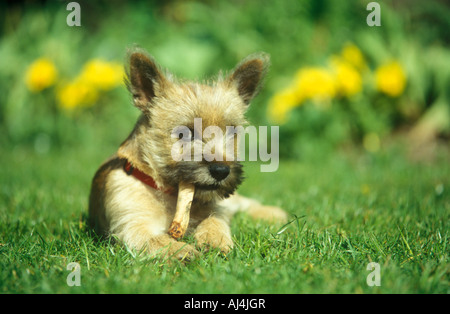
(125, 48), (168, 111)
(227, 53), (270, 105)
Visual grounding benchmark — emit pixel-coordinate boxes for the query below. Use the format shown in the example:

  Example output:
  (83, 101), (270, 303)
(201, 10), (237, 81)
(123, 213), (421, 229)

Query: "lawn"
(0, 141), (448, 294)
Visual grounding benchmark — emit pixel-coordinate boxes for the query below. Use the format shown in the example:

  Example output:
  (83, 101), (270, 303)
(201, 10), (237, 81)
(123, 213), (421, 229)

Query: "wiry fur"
(88, 47), (287, 259)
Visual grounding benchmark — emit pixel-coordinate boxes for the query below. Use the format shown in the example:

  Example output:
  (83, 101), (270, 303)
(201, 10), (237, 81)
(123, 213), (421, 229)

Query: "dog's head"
(119, 47), (269, 202)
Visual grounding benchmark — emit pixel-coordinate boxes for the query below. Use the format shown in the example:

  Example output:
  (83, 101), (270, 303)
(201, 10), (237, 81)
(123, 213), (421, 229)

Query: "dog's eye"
(172, 126), (193, 142)
(176, 128), (195, 141)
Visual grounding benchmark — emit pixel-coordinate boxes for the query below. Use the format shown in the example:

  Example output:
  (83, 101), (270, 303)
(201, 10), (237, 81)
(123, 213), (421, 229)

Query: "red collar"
(123, 161), (173, 194)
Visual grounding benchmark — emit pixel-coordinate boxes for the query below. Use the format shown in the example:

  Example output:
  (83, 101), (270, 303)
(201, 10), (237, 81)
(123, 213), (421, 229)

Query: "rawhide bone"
(168, 182), (195, 240)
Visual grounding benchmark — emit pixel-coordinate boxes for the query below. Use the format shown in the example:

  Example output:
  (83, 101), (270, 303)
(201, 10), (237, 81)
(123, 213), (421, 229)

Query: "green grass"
(0, 142), (448, 294)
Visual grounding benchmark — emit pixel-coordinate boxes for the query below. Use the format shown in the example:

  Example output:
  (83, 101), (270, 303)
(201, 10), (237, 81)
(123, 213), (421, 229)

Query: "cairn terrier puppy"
(88, 47), (287, 259)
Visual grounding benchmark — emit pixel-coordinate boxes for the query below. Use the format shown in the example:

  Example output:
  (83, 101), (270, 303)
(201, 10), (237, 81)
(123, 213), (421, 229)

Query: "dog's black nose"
(208, 164), (230, 181)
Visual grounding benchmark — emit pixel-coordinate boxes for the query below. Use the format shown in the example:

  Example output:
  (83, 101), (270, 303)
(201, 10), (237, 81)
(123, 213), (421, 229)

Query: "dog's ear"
(125, 48), (168, 111)
(227, 53), (270, 105)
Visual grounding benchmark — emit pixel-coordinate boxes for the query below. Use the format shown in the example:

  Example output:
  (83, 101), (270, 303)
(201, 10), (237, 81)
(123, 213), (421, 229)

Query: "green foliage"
(1, 1), (448, 154)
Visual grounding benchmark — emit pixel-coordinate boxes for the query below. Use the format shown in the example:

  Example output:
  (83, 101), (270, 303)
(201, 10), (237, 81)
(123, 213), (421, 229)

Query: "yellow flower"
(267, 44), (366, 123)
(57, 79), (98, 110)
(295, 67), (337, 103)
(25, 58), (58, 92)
(375, 61), (406, 97)
(267, 87), (300, 123)
(329, 57), (362, 97)
(79, 59), (124, 91)
(341, 43), (366, 71)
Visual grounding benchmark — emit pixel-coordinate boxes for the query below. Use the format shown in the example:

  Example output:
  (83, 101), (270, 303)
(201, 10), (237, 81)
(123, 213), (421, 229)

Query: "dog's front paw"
(195, 231), (234, 254)
(169, 242), (200, 261)
(147, 235), (199, 261)
(194, 217), (233, 254)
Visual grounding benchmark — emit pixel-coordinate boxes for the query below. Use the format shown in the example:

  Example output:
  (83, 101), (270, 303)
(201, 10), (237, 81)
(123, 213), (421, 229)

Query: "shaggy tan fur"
(88, 47), (287, 260)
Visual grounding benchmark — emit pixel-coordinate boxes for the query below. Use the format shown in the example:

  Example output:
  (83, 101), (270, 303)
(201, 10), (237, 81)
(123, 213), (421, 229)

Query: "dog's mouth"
(162, 161), (244, 198)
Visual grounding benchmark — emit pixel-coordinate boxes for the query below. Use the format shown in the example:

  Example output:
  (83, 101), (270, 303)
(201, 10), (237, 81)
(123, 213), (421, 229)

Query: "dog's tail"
(219, 193), (288, 223)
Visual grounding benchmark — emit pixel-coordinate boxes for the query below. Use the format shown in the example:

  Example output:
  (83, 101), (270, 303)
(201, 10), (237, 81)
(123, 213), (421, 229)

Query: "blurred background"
(0, 0), (449, 161)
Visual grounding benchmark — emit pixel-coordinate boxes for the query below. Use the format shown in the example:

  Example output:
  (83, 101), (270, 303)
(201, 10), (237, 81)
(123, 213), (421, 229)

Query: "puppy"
(88, 47), (287, 259)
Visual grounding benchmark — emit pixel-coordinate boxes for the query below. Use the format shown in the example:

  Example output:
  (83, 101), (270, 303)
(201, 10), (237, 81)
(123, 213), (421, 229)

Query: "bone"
(168, 182), (195, 240)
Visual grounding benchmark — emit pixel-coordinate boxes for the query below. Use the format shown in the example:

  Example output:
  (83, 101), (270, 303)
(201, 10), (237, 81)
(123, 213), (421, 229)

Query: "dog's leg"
(110, 215), (199, 260)
(95, 166), (198, 260)
(194, 213), (234, 253)
(109, 208), (199, 260)
(219, 193), (288, 223)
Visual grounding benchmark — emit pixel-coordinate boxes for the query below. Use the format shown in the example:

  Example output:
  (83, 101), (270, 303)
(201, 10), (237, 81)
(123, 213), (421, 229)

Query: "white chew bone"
(168, 182), (195, 240)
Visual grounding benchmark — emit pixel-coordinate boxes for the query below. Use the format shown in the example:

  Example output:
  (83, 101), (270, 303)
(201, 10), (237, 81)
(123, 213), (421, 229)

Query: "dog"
(88, 47), (287, 259)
